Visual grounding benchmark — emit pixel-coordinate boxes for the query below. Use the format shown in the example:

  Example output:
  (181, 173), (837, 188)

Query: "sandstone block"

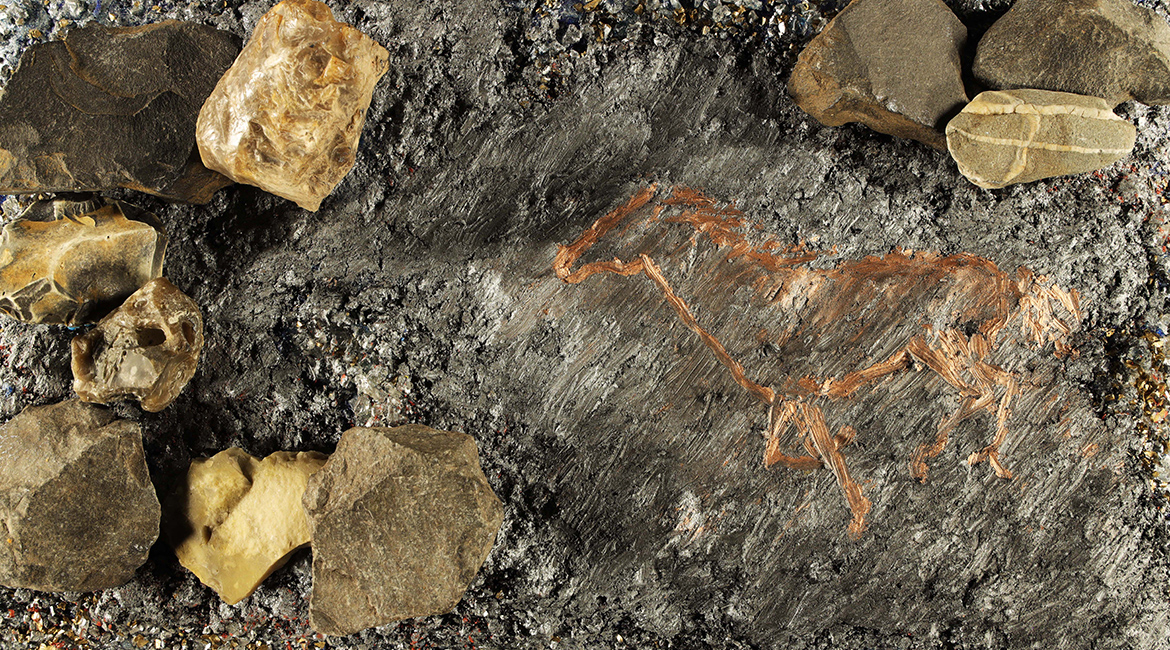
(72, 278), (204, 413)
(788, 0), (968, 149)
(196, 0), (390, 211)
(303, 425), (504, 636)
(0, 399), (159, 591)
(0, 198), (167, 326)
(0, 21), (239, 202)
(165, 449), (328, 605)
(946, 89), (1137, 189)
(973, 0), (1170, 107)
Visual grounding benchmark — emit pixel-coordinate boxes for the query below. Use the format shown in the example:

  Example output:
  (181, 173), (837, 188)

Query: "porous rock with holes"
(72, 277), (204, 413)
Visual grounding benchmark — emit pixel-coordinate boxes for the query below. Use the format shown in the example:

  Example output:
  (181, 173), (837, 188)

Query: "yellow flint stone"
(167, 448), (328, 605)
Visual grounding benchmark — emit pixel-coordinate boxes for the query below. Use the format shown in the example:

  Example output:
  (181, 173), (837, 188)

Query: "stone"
(0, 197), (167, 326)
(303, 425), (504, 635)
(0, 21), (239, 203)
(196, 0), (390, 212)
(72, 277), (204, 412)
(0, 399), (159, 592)
(787, 0), (968, 150)
(165, 449), (328, 605)
(946, 89), (1137, 189)
(973, 0), (1170, 107)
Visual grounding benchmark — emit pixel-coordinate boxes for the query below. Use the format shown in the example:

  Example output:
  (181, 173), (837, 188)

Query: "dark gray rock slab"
(0, 399), (159, 592)
(303, 424), (504, 636)
(788, 0), (968, 149)
(0, 21), (240, 203)
(973, 0), (1170, 106)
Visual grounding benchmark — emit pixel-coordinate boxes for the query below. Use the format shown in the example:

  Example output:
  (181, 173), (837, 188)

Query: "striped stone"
(945, 89), (1136, 189)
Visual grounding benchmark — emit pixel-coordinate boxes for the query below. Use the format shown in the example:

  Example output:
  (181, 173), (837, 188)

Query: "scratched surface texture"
(1, 0), (1170, 649)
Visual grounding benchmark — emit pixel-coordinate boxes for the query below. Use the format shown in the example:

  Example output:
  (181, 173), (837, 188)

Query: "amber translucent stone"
(72, 278), (204, 412)
(195, 0), (389, 211)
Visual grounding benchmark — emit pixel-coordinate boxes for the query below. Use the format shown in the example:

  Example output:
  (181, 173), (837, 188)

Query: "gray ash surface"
(2, 1), (1170, 648)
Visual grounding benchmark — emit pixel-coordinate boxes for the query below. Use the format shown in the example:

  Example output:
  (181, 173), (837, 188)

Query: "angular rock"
(946, 89), (1137, 189)
(0, 21), (239, 203)
(165, 449), (328, 605)
(303, 425), (504, 635)
(72, 278), (204, 412)
(0, 197), (167, 326)
(973, 0), (1170, 107)
(196, 0), (390, 212)
(788, 0), (968, 149)
(0, 399), (159, 592)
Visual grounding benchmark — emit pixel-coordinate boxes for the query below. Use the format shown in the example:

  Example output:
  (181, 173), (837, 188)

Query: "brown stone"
(196, 0), (390, 211)
(0, 21), (239, 202)
(0, 197), (167, 326)
(72, 278), (204, 412)
(303, 425), (504, 635)
(788, 0), (968, 149)
(165, 449), (328, 605)
(946, 89), (1137, 189)
(0, 399), (159, 592)
(973, 0), (1170, 107)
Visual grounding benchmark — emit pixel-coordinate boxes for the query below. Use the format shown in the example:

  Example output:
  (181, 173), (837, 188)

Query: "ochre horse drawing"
(554, 185), (1082, 537)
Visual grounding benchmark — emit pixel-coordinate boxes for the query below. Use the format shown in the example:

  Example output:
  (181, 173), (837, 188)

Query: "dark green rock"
(0, 400), (159, 592)
(973, 0), (1170, 106)
(788, 0), (968, 149)
(0, 21), (240, 203)
(303, 425), (504, 636)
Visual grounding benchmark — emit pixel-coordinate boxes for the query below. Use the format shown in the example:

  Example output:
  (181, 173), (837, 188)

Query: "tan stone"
(304, 425), (504, 635)
(195, 0), (390, 211)
(946, 89), (1137, 189)
(165, 448), (328, 605)
(72, 278), (204, 412)
(0, 198), (166, 325)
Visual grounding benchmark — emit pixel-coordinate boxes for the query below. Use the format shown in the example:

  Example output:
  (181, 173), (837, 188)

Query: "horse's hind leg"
(910, 394), (984, 481)
(798, 403), (871, 538)
(967, 375), (1018, 479)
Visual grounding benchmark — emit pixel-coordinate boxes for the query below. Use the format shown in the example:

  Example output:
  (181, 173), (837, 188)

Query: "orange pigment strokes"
(553, 185), (1083, 537)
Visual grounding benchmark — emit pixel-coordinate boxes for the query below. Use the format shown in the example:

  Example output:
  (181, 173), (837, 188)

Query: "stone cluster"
(790, 0), (1169, 188)
(0, 0), (406, 626)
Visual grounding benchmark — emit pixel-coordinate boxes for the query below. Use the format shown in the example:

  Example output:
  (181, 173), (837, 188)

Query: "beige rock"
(195, 0), (390, 211)
(946, 89), (1137, 189)
(0, 198), (166, 325)
(165, 448), (328, 605)
(72, 278), (204, 412)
